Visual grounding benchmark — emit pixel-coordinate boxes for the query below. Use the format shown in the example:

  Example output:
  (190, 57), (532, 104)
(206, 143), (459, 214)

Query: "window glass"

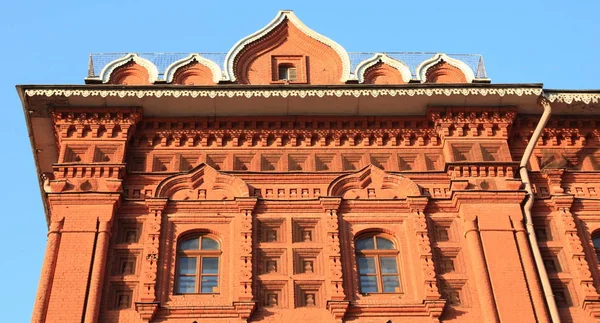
(356, 237), (375, 250)
(178, 257), (196, 275)
(177, 276), (196, 294)
(201, 276), (219, 293)
(380, 257), (398, 274)
(382, 276), (400, 293)
(359, 276), (378, 293)
(201, 237), (219, 250)
(376, 237), (395, 249)
(202, 257), (219, 274)
(358, 257), (377, 274)
(593, 236), (600, 249)
(179, 237), (199, 250)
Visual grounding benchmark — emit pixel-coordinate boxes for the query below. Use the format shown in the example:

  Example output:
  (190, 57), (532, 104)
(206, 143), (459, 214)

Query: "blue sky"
(1, 0), (599, 320)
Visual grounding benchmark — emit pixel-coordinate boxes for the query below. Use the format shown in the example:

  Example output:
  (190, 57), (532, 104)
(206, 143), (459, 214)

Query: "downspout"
(519, 96), (561, 323)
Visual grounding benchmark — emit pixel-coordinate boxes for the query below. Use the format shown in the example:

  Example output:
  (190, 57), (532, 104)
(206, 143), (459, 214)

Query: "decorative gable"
(327, 165), (422, 199)
(224, 10), (350, 84)
(155, 163), (249, 200)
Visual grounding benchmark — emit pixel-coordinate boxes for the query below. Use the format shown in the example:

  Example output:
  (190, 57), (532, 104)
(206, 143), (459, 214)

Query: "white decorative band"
(546, 93), (600, 104)
(25, 87), (544, 99)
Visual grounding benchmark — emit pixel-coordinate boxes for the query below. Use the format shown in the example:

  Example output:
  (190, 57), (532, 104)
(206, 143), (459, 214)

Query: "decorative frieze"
(428, 107), (517, 139)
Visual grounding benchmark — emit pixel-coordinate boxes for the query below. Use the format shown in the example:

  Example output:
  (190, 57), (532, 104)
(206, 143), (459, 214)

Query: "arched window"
(176, 235), (221, 294)
(593, 232), (600, 263)
(355, 235), (401, 293)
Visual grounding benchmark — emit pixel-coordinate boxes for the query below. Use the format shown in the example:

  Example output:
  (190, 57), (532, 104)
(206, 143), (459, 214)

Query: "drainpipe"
(519, 96), (561, 323)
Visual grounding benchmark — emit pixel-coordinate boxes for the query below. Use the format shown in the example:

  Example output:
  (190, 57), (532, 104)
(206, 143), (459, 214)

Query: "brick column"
(32, 220), (63, 323)
(463, 217), (500, 323)
(512, 216), (551, 322)
(84, 220), (112, 323)
(136, 198), (167, 321)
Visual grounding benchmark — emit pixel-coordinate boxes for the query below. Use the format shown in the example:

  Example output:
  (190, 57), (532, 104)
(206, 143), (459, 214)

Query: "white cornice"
(24, 87), (543, 99)
(354, 53), (412, 83)
(546, 92), (600, 104)
(97, 53), (159, 84)
(223, 10), (351, 83)
(164, 54), (223, 84)
(415, 53), (475, 83)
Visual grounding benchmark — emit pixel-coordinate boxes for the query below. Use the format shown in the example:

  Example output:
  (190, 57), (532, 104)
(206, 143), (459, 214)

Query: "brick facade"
(19, 10), (600, 323)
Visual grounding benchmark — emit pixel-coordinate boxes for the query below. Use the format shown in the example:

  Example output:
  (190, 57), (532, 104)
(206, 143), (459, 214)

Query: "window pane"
(179, 237), (199, 250)
(358, 257), (376, 274)
(278, 66), (287, 80)
(382, 276), (400, 293)
(359, 276), (378, 293)
(202, 257), (219, 274)
(178, 257), (196, 275)
(177, 276), (196, 294)
(201, 237), (220, 250)
(380, 257), (398, 274)
(376, 237), (395, 249)
(593, 237), (600, 249)
(201, 275), (219, 293)
(356, 237), (375, 250)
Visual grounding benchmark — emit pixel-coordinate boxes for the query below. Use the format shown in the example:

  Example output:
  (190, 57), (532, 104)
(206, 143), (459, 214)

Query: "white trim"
(164, 54), (223, 84)
(98, 53), (159, 84)
(546, 93), (600, 104)
(415, 53), (475, 83)
(355, 53), (412, 83)
(223, 10), (351, 83)
(24, 87), (543, 99)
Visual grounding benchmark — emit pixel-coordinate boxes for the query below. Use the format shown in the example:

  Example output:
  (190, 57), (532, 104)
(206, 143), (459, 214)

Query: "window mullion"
(197, 256), (203, 293)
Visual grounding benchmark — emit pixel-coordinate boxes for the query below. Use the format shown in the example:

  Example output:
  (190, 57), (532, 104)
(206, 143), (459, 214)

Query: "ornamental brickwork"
(20, 9), (600, 323)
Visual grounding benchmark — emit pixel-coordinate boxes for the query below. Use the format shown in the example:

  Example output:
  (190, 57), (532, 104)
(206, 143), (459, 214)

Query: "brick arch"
(99, 53), (158, 84)
(327, 165), (421, 199)
(224, 10), (350, 84)
(155, 163), (249, 200)
(108, 61), (151, 85)
(415, 53), (474, 83)
(363, 63), (406, 84)
(355, 53), (411, 84)
(425, 61), (467, 83)
(164, 54), (222, 84)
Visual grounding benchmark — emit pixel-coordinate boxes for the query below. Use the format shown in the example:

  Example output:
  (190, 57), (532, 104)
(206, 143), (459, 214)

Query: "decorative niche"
(259, 218), (286, 243)
(294, 281), (323, 308)
(292, 218), (320, 243)
(258, 249), (287, 275)
(293, 249), (322, 275)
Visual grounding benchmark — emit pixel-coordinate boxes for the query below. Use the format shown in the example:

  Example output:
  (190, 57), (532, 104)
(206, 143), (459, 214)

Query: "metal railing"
(87, 52), (487, 79)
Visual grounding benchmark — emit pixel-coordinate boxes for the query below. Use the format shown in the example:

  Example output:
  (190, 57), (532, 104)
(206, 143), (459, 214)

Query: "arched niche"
(224, 10), (351, 84)
(415, 53), (474, 83)
(327, 165), (421, 199)
(99, 53), (159, 84)
(164, 54), (222, 85)
(355, 53), (411, 84)
(155, 163), (249, 200)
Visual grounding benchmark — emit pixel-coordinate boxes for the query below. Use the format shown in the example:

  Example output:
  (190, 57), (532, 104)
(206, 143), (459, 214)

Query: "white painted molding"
(98, 53), (159, 84)
(546, 93), (600, 104)
(223, 10), (351, 83)
(354, 53), (412, 83)
(164, 54), (223, 84)
(415, 53), (475, 83)
(24, 87), (543, 99)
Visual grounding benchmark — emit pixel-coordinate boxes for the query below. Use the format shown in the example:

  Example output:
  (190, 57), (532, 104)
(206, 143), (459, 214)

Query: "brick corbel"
(542, 168), (566, 195)
(327, 300), (350, 323)
(134, 302), (159, 322)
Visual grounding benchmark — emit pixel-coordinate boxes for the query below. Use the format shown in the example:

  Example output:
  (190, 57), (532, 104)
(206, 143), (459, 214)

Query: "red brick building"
(18, 10), (600, 323)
